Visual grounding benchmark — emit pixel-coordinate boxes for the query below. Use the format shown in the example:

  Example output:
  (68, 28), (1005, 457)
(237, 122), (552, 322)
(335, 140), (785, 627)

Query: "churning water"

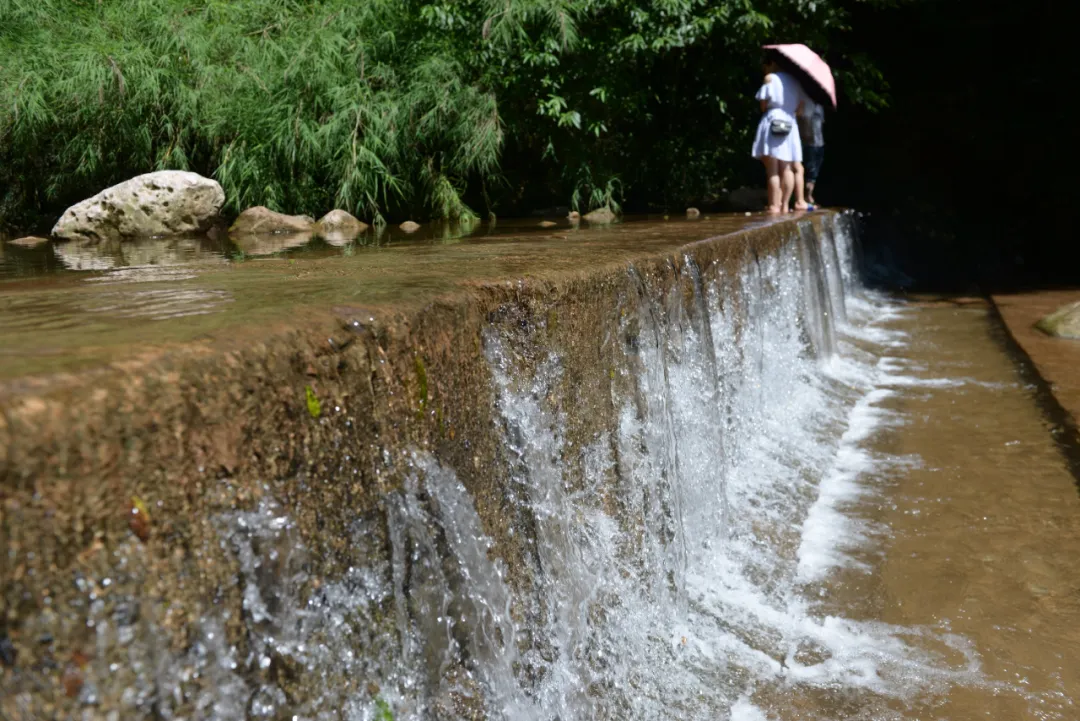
(94, 214), (1079, 720)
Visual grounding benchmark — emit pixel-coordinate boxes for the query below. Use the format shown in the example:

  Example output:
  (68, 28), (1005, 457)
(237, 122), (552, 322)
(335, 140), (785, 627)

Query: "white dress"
(751, 71), (805, 163)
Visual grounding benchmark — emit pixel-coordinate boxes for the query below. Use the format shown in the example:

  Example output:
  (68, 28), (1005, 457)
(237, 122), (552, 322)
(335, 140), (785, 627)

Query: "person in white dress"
(752, 57), (810, 213)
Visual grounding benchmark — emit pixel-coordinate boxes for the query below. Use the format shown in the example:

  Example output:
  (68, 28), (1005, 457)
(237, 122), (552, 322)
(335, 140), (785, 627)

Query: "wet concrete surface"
(0, 214), (793, 382)
(992, 290), (1080, 423)
(854, 300), (1080, 720)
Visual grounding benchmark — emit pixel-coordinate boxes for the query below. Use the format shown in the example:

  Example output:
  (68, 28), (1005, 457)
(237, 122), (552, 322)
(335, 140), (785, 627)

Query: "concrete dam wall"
(1, 213), (862, 719)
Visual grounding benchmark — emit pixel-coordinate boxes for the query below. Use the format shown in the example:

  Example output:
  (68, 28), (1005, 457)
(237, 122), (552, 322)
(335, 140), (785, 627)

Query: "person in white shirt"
(751, 55), (809, 213)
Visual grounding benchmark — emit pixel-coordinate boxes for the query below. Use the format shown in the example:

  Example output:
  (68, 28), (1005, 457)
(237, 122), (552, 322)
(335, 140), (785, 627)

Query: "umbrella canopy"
(763, 43), (836, 110)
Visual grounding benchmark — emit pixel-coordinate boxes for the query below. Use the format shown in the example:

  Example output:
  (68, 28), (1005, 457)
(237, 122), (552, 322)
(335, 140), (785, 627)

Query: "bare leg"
(762, 157), (781, 214)
(793, 162), (809, 211)
(806, 181), (816, 205)
(780, 161), (795, 212)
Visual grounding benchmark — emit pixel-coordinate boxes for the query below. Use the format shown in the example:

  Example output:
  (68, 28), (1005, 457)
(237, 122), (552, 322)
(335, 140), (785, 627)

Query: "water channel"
(1, 214), (1078, 720)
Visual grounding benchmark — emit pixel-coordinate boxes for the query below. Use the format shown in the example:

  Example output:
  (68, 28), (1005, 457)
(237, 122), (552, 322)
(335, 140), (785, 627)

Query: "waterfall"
(57, 214), (983, 720)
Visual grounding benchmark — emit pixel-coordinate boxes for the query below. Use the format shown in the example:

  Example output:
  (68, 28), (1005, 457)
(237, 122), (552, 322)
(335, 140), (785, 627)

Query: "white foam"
(797, 378), (895, 581)
(730, 696), (772, 720)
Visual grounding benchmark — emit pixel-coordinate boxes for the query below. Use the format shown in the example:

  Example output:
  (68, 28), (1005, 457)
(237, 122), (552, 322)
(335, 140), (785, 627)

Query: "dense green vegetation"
(0, 0), (894, 229)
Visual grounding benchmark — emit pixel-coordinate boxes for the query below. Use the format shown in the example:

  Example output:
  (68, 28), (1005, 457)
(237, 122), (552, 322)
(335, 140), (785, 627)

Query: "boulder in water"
(9, 236), (50, 247)
(230, 207), (315, 235)
(315, 210), (368, 245)
(686, 207), (701, 218)
(567, 211), (581, 222)
(51, 171), (225, 243)
(538, 220), (558, 228)
(399, 221), (421, 233)
(583, 207), (616, 224)
(1035, 300), (1080, 339)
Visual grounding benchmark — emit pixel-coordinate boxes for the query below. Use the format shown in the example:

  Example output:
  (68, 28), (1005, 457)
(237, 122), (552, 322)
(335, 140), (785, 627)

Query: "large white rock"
(51, 171), (225, 243)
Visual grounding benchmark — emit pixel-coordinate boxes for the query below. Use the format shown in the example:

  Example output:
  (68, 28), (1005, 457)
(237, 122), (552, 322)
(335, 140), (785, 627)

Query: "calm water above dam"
(1, 215), (1078, 720)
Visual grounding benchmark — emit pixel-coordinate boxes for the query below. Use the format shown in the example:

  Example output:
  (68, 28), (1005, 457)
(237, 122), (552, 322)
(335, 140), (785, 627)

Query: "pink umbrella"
(763, 43), (837, 110)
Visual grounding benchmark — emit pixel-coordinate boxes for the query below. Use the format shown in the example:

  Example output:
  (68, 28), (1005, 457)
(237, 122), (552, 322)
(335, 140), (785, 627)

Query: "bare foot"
(806, 196), (816, 205)
(765, 205), (782, 215)
(793, 202), (810, 211)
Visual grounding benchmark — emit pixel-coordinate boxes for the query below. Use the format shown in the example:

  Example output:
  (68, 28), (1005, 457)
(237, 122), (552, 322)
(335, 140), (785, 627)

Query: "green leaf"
(375, 696), (394, 721)
(305, 385), (321, 419)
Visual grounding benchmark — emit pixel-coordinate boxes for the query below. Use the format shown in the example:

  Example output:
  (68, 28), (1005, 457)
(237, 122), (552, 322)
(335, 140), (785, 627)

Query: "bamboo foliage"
(0, 0), (501, 223)
(1, 0), (893, 227)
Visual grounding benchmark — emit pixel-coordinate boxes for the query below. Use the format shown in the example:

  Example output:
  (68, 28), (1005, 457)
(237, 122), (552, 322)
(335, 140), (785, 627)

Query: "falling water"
(54, 213), (1004, 720)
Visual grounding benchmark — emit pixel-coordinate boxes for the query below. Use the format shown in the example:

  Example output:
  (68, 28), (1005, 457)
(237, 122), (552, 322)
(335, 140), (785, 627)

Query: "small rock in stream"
(583, 207), (617, 224)
(315, 209), (368, 245)
(230, 206), (315, 235)
(1035, 300), (1080, 339)
(129, 496), (152, 542)
(8, 236), (50, 247)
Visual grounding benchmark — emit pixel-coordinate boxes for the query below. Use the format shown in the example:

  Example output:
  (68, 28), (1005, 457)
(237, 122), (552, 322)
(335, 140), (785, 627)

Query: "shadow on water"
(0, 220), (492, 279)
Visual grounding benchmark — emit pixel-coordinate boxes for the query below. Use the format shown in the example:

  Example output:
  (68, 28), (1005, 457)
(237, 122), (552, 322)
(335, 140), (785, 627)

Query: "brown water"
(762, 299), (1080, 719)
(0, 214), (780, 380)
